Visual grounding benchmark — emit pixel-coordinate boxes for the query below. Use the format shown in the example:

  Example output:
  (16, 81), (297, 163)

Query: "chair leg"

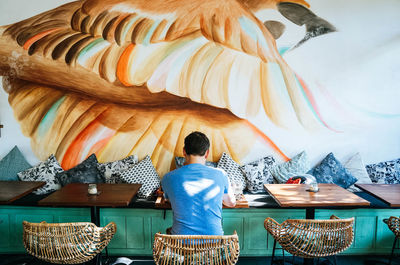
(389, 237), (398, 265)
(271, 239), (277, 265)
(282, 246), (285, 264)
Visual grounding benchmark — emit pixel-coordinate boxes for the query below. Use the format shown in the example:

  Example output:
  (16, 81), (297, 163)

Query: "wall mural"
(0, 0), (399, 176)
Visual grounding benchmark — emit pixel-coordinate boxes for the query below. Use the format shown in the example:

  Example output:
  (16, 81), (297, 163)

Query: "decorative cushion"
(345, 153), (372, 192)
(55, 154), (104, 186)
(307, 153), (358, 189)
(217, 153), (246, 192)
(18, 155), (63, 195)
(98, 155), (138, 183)
(366, 158), (400, 184)
(174, 157), (217, 169)
(239, 156), (276, 193)
(119, 155), (161, 198)
(0, 146), (31, 181)
(271, 151), (310, 184)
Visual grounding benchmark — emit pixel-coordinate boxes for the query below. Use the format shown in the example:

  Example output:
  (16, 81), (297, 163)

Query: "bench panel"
(1, 206), (400, 256)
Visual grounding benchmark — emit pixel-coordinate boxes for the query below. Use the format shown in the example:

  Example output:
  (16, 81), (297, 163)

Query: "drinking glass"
(232, 182), (242, 200)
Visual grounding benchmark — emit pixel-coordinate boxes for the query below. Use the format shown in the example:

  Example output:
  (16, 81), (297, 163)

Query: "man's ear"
(183, 148), (187, 157)
(204, 149), (210, 159)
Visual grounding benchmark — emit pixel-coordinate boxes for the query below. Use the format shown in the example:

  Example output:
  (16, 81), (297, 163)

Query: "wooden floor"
(0, 254), (398, 265)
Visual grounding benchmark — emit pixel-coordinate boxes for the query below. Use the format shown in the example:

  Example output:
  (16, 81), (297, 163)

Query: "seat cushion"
(120, 155), (160, 198)
(271, 151), (310, 184)
(97, 155), (138, 183)
(0, 146), (31, 181)
(240, 156), (276, 193)
(308, 153), (357, 189)
(56, 154), (104, 186)
(366, 158), (400, 184)
(217, 153), (246, 192)
(18, 154), (64, 195)
(345, 153), (372, 192)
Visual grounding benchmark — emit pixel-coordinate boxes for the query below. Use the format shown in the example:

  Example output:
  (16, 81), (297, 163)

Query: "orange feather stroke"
(117, 44), (135, 86)
(61, 119), (115, 169)
(244, 120), (289, 161)
(22, 28), (63, 50)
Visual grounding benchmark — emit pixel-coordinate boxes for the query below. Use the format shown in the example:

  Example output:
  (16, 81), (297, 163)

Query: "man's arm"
(223, 179), (236, 208)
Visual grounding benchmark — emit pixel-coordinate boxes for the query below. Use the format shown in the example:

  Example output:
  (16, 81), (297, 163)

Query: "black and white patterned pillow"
(175, 157), (217, 169)
(240, 156), (276, 193)
(366, 158), (400, 184)
(119, 155), (160, 198)
(217, 153), (246, 192)
(18, 154), (64, 195)
(55, 154), (105, 186)
(98, 155), (138, 183)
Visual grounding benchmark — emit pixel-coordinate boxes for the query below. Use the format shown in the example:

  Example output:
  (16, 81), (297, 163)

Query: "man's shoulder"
(163, 168), (183, 179)
(207, 166), (227, 176)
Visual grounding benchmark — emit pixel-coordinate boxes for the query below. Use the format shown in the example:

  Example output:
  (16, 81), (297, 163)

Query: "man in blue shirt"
(161, 131), (236, 235)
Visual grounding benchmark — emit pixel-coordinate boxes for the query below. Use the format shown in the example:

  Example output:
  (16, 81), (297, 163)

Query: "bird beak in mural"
(277, 2), (337, 49)
(263, 20), (286, 40)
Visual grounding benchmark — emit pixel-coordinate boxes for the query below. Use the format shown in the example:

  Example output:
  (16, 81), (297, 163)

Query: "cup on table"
(88, 184), (98, 195)
(309, 182), (319, 192)
(231, 182), (242, 200)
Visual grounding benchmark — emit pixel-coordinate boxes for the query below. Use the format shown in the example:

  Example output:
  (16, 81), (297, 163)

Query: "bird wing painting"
(0, 0), (338, 175)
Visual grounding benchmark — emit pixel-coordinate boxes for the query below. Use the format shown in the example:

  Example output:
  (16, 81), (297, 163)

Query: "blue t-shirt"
(161, 163), (229, 235)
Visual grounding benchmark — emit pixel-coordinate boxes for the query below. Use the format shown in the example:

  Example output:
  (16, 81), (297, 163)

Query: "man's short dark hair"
(184, 131), (210, 156)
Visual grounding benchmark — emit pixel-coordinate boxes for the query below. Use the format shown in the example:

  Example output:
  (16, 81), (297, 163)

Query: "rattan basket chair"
(384, 216), (400, 265)
(23, 221), (116, 264)
(153, 232), (240, 265)
(264, 215), (354, 264)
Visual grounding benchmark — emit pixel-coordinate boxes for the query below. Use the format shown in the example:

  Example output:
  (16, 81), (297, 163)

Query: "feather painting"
(0, 0), (339, 175)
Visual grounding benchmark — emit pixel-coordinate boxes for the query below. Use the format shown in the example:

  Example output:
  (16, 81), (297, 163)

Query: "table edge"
(0, 181), (46, 204)
(355, 183), (396, 207)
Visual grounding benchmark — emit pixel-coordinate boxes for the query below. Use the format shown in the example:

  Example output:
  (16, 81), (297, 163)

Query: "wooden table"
(355, 184), (400, 207)
(39, 183), (141, 224)
(0, 181), (45, 204)
(39, 183), (141, 265)
(264, 184), (370, 219)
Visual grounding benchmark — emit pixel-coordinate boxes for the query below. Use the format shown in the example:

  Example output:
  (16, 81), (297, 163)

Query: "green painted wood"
(0, 214), (10, 248)
(103, 215), (127, 248)
(102, 208), (164, 255)
(127, 216), (146, 249)
(316, 208), (400, 254)
(1, 206), (400, 256)
(0, 206), (90, 253)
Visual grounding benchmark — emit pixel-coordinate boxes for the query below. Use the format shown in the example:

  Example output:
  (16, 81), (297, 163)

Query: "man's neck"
(185, 155), (206, 165)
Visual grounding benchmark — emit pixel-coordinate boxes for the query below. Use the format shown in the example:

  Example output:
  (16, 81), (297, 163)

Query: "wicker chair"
(264, 215), (354, 264)
(153, 232), (240, 265)
(384, 216), (400, 265)
(22, 221), (116, 264)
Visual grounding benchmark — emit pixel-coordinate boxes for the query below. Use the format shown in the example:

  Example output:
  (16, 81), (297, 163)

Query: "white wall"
(0, 0), (73, 164)
(0, 0), (399, 167)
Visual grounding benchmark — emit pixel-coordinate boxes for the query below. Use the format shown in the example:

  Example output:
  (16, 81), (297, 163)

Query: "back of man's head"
(184, 131), (210, 156)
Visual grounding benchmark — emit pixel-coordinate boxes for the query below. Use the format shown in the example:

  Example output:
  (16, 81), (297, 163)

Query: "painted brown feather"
(65, 36), (96, 65)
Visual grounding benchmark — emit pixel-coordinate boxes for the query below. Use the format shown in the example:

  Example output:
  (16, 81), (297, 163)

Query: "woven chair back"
(264, 215), (354, 258)
(386, 216), (400, 238)
(23, 221), (116, 264)
(153, 232), (240, 265)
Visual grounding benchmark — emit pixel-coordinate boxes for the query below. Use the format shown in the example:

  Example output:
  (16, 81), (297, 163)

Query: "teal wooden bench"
(0, 192), (398, 256)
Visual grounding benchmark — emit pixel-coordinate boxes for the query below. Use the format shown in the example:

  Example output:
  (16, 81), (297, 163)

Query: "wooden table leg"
(306, 208), (315, 219)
